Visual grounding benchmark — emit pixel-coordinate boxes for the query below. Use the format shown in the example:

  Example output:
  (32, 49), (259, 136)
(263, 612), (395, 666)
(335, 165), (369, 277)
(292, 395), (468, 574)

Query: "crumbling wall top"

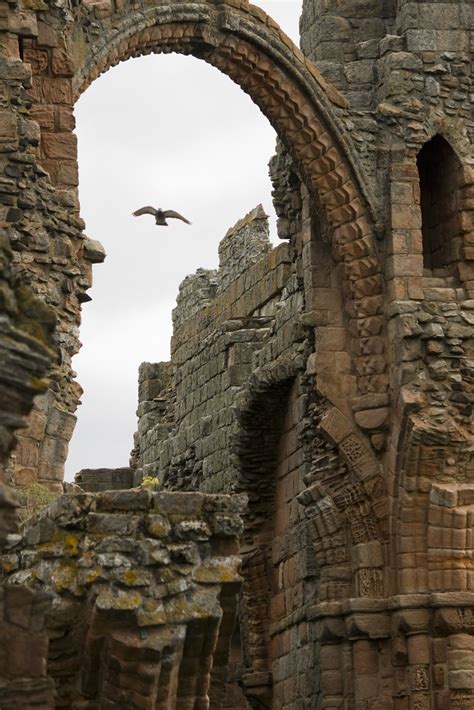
(217, 203), (271, 294)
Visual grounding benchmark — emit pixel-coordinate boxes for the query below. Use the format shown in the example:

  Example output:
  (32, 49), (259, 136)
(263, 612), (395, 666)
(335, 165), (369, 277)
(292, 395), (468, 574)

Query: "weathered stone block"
(0, 111), (17, 142)
(97, 489), (151, 511)
(82, 237), (105, 264)
(41, 132), (77, 160)
(351, 541), (383, 569)
(87, 513), (138, 535)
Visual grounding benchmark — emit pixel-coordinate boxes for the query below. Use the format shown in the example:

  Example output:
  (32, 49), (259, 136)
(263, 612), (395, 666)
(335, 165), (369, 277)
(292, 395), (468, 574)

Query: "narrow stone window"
(417, 135), (463, 274)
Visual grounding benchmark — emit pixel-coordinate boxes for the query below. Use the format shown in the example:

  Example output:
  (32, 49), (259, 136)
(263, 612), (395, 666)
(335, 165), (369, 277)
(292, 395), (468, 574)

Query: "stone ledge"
(308, 592), (474, 623)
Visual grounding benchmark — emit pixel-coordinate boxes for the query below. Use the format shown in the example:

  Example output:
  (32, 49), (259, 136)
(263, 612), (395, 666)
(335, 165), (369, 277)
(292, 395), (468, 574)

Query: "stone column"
(406, 633), (431, 710)
(447, 633), (474, 709)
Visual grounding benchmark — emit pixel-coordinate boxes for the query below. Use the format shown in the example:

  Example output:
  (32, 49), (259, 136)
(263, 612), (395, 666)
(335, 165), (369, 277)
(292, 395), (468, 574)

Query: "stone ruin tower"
(0, 0), (473, 708)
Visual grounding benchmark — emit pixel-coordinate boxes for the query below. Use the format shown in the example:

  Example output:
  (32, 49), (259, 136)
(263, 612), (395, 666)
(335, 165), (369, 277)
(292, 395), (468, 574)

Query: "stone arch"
(233, 369), (296, 708)
(12, 0), (391, 490)
(230, 354), (389, 706)
(31, 0), (387, 381)
(71, 3), (383, 307)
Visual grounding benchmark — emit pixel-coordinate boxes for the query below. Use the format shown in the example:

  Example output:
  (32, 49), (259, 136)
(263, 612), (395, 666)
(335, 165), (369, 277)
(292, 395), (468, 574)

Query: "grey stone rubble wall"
(131, 205), (307, 494)
(172, 268), (218, 331)
(172, 204), (271, 330)
(1, 489), (246, 708)
(0, 487), (54, 707)
(216, 204), (271, 293)
(300, 0), (397, 104)
(387, 278), (474, 432)
(129, 361), (175, 483)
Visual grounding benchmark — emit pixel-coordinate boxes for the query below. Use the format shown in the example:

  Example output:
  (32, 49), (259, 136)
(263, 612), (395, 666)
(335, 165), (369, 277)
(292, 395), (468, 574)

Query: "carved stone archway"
(68, 1), (384, 324)
(13, 0), (388, 487)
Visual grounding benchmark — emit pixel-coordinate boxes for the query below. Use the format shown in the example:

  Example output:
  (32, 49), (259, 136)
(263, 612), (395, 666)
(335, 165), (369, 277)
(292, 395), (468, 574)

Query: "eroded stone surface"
(1, 490), (246, 708)
(0, 0), (472, 707)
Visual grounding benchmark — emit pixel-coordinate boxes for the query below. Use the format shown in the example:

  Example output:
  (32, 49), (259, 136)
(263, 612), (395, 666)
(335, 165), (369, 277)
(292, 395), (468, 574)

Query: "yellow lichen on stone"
(30, 376), (49, 391)
(18, 483), (57, 523)
(141, 475), (160, 490)
(51, 560), (79, 594)
(137, 603), (167, 626)
(64, 534), (79, 557)
(1, 560), (15, 573)
(146, 514), (171, 537)
(83, 567), (103, 585)
(122, 569), (138, 585)
(22, 0), (48, 9)
(192, 556), (241, 584)
(96, 589), (142, 611)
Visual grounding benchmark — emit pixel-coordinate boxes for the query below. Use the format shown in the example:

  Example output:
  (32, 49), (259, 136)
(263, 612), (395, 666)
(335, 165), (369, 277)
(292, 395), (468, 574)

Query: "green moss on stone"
(18, 483), (57, 523)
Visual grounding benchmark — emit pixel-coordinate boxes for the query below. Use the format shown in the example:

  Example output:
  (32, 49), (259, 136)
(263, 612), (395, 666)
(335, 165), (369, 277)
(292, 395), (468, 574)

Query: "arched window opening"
(417, 135), (463, 275)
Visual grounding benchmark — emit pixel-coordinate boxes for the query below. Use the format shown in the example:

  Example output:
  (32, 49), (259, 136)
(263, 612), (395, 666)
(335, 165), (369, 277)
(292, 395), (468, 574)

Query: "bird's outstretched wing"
(163, 210), (191, 224)
(132, 206), (157, 217)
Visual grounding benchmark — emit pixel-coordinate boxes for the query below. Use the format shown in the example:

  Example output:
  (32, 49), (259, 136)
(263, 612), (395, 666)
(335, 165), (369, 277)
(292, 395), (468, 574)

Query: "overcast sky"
(65, 1), (302, 480)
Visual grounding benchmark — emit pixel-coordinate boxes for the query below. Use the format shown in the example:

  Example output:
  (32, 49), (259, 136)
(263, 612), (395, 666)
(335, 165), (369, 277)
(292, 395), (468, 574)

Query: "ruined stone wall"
(1, 488), (246, 708)
(129, 203), (324, 704)
(0, 37), (105, 491)
(300, 0), (397, 104)
(128, 2), (473, 706)
(300, 0), (473, 225)
(131, 205), (307, 495)
(0, 0), (472, 707)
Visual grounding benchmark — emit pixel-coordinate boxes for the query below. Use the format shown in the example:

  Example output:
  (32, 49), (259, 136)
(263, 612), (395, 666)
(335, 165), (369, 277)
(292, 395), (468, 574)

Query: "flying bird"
(132, 206), (191, 226)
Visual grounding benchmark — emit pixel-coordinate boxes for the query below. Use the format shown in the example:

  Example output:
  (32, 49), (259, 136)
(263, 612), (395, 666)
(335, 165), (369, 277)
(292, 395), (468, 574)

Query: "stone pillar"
(352, 638), (382, 705)
(447, 634), (474, 709)
(406, 634), (431, 710)
(319, 642), (345, 707)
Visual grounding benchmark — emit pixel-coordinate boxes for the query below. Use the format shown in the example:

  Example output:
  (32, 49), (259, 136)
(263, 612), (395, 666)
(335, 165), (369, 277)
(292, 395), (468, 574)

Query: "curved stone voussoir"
(70, 1), (380, 278)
